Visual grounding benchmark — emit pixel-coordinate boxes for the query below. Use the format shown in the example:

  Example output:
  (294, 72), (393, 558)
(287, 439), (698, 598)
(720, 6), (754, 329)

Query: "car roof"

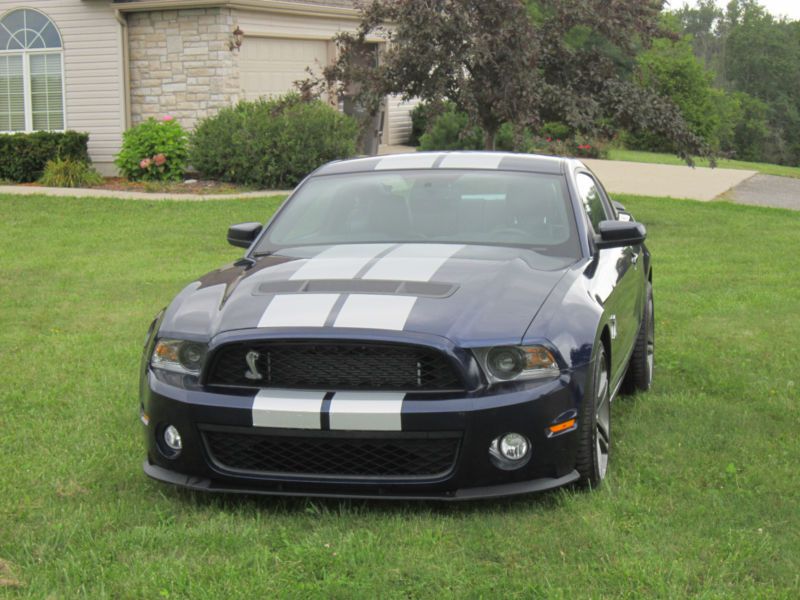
(314, 151), (584, 177)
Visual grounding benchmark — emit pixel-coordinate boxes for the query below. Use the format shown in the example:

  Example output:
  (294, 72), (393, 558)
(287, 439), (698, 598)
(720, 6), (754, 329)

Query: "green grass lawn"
(1, 193), (798, 598)
(607, 148), (800, 179)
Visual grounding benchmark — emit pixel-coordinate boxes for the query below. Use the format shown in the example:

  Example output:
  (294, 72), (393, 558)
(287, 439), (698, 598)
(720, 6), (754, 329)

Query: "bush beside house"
(0, 132), (89, 183)
(115, 117), (189, 182)
(190, 95), (359, 189)
(39, 158), (104, 188)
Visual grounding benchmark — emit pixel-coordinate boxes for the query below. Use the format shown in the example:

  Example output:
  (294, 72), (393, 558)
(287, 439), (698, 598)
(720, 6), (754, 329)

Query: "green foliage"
(115, 117), (189, 182)
(419, 107), (483, 151)
(38, 158), (103, 188)
(0, 131), (89, 183)
(190, 94), (359, 189)
(408, 102), (436, 146)
(629, 37), (719, 152)
(323, 0), (707, 159)
(673, 0), (800, 165)
(420, 105), (606, 158)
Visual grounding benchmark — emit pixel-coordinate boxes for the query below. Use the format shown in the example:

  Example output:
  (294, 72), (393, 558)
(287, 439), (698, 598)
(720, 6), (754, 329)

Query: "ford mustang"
(140, 151), (654, 500)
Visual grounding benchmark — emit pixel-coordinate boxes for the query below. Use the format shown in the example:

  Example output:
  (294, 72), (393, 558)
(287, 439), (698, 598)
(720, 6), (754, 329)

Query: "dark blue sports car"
(140, 152), (654, 500)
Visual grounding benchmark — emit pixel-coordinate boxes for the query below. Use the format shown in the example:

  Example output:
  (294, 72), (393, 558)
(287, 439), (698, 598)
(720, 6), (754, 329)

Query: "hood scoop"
(255, 279), (458, 299)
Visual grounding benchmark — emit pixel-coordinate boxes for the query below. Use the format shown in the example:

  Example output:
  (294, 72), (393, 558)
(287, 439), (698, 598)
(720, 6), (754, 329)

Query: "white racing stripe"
(257, 294), (339, 328)
(329, 392), (405, 431)
(363, 244), (464, 282)
(334, 294), (417, 331)
(289, 244), (393, 281)
(252, 389), (326, 429)
(439, 153), (505, 169)
(375, 153), (443, 170)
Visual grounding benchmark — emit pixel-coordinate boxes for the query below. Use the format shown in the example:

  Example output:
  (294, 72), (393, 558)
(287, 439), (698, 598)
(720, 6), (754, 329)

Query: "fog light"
(489, 433), (531, 470)
(163, 425), (182, 452)
(500, 433), (529, 460)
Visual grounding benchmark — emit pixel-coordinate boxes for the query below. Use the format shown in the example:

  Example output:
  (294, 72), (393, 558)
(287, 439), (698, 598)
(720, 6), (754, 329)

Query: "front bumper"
(141, 365), (589, 500)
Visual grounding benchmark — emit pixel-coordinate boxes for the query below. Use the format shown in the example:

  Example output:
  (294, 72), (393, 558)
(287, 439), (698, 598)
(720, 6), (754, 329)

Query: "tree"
(672, 0), (800, 165)
(630, 36), (719, 151)
(314, 0), (711, 162)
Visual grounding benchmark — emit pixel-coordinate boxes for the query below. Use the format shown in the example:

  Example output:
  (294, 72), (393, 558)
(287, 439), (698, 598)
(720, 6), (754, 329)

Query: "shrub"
(115, 116), (189, 182)
(0, 131), (89, 183)
(39, 158), (103, 188)
(190, 94), (359, 188)
(419, 106), (484, 151)
(409, 102), (439, 146)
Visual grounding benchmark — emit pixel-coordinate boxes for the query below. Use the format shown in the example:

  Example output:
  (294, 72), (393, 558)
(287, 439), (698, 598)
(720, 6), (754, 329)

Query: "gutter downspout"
(115, 9), (132, 130)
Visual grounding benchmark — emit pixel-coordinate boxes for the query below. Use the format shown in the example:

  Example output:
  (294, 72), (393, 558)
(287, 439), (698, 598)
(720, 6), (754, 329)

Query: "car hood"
(159, 244), (574, 347)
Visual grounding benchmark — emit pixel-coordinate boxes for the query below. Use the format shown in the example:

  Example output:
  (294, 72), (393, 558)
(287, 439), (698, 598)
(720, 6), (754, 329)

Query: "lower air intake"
(202, 429), (460, 479)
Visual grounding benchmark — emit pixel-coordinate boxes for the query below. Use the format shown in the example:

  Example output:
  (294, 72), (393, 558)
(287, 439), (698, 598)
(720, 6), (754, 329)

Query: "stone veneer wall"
(127, 8), (239, 129)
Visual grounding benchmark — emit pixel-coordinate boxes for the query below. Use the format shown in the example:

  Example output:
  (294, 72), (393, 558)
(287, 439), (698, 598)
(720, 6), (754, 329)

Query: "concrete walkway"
(582, 159), (755, 201)
(0, 184), (288, 201)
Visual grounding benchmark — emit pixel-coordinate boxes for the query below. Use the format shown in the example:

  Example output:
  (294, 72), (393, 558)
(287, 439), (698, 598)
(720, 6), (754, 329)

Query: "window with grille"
(0, 9), (64, 132)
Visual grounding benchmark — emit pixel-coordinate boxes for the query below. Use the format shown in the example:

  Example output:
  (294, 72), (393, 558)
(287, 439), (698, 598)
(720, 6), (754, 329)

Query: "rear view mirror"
(595, 220), (646, 249)
(612, 200), (633, 222)
(227, 222), (262, 248)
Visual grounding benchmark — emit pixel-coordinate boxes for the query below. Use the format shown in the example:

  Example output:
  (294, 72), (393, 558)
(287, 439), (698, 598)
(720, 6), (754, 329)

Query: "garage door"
(240, 37), (329, 100)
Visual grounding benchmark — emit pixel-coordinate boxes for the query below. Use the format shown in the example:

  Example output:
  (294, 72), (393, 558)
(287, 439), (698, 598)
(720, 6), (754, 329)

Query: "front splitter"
(144, 460), (580, 501)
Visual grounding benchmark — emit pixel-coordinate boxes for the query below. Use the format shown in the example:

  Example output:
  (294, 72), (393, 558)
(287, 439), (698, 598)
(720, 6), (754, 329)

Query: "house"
(0, 0), (418, 174)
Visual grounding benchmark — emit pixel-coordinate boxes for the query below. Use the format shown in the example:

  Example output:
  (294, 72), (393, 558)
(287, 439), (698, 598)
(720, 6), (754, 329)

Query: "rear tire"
(623, 281), (654, 393)
(576, 345), (611, 489)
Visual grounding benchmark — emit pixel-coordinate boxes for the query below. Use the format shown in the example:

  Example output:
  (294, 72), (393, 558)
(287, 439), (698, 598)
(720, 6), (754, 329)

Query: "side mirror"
(596, 220), (646, 250)
(612, 200), (633, 222)
(227, 222), (262, 248)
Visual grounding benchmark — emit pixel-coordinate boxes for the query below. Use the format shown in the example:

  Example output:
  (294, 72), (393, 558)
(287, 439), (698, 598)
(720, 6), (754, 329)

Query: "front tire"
(576, 345), (611, 489)
(623, 281), (654, 393)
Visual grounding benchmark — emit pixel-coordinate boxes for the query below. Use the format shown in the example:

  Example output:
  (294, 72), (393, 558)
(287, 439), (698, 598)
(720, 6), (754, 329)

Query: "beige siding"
(236, 8), (360, 40)
(0, 1), (126, 173)
(385, 95), (419, 146)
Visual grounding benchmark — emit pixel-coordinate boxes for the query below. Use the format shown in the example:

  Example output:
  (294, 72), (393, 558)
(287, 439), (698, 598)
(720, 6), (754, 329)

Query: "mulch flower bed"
(17, 177), (255, 195)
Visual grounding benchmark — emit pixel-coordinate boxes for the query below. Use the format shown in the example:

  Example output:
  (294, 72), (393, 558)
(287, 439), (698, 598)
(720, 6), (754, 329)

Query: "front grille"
(203, 429), (460, 479)
(206, 341), (464, 392)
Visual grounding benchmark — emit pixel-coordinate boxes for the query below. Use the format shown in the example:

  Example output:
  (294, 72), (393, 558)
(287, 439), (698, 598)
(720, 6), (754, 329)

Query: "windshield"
(256, 169), (580, 258)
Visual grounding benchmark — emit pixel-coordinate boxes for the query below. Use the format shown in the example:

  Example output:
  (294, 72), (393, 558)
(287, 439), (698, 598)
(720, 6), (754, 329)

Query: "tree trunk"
(483, 128), (497, 151)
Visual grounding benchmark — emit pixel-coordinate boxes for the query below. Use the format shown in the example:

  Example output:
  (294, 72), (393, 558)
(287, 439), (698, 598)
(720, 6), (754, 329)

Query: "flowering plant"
(115, 117), (188, 181)
(533, 136), (606, 159)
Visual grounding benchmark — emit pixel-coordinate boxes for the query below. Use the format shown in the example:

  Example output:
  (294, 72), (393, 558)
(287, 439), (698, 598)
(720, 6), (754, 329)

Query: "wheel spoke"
(594, 363), (610, 480)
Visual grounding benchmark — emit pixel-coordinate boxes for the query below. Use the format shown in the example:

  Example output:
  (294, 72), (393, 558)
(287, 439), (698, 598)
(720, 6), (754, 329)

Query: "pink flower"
(162, 115), (174, 122)
(546, 137), (552, 142)
(139, 157), (152, 169)
(153, 153), (167, 166)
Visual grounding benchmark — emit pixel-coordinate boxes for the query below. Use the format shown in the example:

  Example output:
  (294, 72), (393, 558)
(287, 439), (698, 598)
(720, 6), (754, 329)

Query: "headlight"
(151, 339), (207, 374)
(473, 345), (560, 384)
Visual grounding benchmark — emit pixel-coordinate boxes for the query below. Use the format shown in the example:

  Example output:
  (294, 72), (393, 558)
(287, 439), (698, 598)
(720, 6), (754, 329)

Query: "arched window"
(0, 9), (64, 132)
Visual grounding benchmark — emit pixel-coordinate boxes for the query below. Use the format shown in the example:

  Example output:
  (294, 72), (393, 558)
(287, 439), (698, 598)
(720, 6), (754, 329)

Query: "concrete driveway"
(582, 159), (756, 201)
(725, 174), (800, 211)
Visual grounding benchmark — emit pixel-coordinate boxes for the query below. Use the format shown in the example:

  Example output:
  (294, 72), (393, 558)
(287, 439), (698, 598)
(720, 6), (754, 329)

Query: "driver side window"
(576, 173), (609, 233)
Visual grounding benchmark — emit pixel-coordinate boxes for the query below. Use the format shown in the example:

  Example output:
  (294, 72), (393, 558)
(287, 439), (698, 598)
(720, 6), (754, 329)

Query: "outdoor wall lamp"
(229, 26), (244, 52)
